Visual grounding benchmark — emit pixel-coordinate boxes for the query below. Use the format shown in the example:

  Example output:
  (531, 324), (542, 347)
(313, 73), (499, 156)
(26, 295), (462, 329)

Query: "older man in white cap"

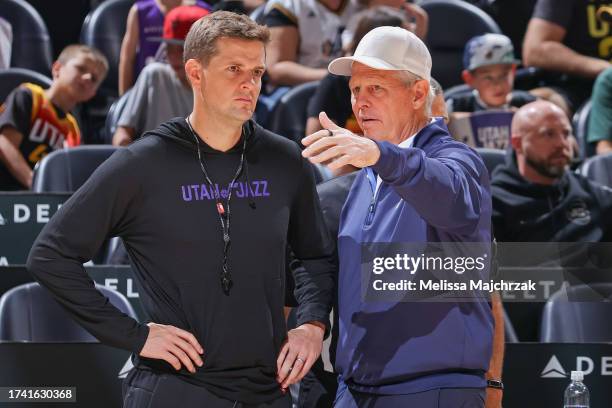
(302, 26), (494, 407)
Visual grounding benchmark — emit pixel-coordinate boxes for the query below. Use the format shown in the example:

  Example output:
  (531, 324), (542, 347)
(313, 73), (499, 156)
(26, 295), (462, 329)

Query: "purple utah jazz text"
(181, 180), (270, 202)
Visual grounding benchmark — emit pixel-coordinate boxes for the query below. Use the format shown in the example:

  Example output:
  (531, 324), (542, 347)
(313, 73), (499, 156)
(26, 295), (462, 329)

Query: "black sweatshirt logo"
(181, 180), (270, 202)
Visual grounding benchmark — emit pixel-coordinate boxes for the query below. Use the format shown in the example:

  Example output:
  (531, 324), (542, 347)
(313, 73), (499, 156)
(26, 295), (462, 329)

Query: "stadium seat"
(573, 100), (594, 159)
(442, 83), (471, 101)
(80, 0), (133, 97)
(0, 0), (53, 75)
(102, 236), (123, 265)
(0, 282), (137, 342)
(103, 88), (132, 144)
(504, 307), (518, 343)
(31, 146), (120, 265)
(540, 283), (612, 342)
(269, 81), (319, 145)
(475, 147), (506, 177)
(421, 0), (501, 89)
(513, 67), (546, 91)
(32, 145), (119, 193)
(0, 67), (52, 103)
(578, 151), (612, 188)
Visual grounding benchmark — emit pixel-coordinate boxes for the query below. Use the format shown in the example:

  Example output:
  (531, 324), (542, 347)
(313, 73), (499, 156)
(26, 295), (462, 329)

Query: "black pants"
(297, 360), (337, 408)
(122, 367), (292, 408)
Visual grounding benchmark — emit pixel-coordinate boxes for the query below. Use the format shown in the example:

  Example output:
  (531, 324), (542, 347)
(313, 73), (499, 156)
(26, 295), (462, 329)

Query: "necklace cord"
(186, 116), (247, 295)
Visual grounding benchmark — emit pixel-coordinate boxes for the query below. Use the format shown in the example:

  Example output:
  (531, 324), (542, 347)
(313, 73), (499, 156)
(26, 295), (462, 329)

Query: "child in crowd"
(447, 33), (535, 114)
(446, 33), (536, 149)
(0, 45), (108, 190)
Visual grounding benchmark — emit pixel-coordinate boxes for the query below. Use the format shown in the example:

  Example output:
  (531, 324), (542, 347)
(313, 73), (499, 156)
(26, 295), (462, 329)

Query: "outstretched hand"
(301, 112), (380, 171)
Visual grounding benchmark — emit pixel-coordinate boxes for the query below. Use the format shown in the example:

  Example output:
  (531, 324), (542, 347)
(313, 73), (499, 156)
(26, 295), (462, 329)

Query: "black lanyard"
(186, 117), (247, 295)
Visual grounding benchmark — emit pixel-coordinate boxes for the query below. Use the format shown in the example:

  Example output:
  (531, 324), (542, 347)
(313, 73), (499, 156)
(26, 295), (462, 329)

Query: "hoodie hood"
(144, 117), (259, 154)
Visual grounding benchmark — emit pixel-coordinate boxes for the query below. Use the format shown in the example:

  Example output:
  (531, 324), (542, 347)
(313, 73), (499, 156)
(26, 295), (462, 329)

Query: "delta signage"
(503, 343), (612, 407)
(0, 192), (69, 265)
(541, 354), (612, 378)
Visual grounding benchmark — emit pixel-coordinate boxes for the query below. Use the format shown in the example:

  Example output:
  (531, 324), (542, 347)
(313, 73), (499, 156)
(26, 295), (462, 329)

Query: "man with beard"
(491, 100), (612, 341)
(492, 100), (612, 243)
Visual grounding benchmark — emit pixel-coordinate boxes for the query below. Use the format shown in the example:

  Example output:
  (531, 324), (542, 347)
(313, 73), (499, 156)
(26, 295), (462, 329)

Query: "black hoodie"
(491, 151), (612, 243)
(27, 118), (335, 404)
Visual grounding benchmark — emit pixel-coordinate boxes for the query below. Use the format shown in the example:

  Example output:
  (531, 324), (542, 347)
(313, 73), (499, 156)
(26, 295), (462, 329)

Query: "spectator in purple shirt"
(118, 0), (210, 96)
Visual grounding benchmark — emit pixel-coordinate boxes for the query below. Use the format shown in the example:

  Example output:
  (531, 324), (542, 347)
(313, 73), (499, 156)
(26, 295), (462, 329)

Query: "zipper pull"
(365, 197), (376, 226)
(216, 202), (225, 215)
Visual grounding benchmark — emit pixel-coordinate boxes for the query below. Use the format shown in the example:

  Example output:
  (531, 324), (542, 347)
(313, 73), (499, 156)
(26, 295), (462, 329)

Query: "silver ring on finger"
(296, 357), (305, 364)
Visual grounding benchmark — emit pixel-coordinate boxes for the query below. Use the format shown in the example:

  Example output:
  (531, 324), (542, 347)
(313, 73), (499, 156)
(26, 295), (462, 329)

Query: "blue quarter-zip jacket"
(335, 118), (494, 394)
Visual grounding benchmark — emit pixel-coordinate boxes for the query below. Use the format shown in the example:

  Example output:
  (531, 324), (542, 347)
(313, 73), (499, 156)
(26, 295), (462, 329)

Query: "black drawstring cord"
(244, 158), (256, 210)
(186, 116), (247, 295)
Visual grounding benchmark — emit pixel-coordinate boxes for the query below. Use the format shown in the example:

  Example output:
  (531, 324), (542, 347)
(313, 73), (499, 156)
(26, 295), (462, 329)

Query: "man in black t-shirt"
(523, 0), (611, 108)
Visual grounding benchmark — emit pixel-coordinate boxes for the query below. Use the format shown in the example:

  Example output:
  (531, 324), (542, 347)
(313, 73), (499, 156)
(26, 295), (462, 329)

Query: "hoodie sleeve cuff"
(130, 323), (150, 354)
(296, 313), (331, 339)
(370, 141), (404, 181)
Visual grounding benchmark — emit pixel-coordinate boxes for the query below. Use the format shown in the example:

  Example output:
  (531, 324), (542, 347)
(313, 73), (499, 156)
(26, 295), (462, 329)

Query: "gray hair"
(430, 77), (444, 96)
(395, 71), (434, 116)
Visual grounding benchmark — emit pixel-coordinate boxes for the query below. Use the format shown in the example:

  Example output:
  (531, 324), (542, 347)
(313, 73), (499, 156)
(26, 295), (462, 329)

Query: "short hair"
(183, 11), (270, 65)
(57, 44), (109, 74)
(350, 6), (408, 54)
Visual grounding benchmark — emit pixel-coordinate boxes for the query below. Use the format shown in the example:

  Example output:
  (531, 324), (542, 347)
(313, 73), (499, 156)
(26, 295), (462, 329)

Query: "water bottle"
(563, 371), (590, 408)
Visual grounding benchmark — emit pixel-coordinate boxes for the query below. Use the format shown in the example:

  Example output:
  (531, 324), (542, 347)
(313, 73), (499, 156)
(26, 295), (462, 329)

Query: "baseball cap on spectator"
(149, 5), (210, 45)
(463, 33), (520, 72)
(328, 26), (432, 81)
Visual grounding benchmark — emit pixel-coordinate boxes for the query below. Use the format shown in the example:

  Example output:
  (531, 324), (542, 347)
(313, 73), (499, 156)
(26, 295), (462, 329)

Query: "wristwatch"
(486, 379), (504, 390)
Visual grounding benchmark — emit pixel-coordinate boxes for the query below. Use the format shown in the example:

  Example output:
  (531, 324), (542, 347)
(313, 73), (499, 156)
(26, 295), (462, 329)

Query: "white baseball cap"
(328, 26), (432, 81)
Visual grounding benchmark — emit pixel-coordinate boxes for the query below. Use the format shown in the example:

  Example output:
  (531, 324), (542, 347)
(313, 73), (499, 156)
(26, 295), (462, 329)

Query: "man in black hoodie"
(492, 100), (612, 242)
(491, 100), (612, 340)
(27, 11), (334, 407)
